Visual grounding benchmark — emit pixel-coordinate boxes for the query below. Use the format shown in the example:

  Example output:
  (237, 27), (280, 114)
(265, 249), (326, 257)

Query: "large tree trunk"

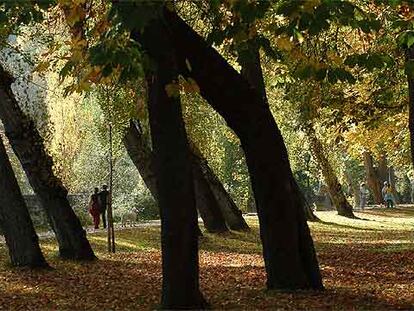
(0, 136), (47, 268)
(238, 34), (318, 222)
(158, 9), (323, 290)
(363, 152), (382, 204)
(138, 14), (207, 309)
(378, 154), (388, 184)
(125, 120), (249, 232)
(406, 46), (414, 169)
(305, 125), (355, 218)
(0, 66), (95, 261)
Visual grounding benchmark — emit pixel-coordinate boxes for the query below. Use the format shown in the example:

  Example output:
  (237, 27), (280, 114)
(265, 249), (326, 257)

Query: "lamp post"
(107, 122), (115, 253)
(304, 152), (311, 200)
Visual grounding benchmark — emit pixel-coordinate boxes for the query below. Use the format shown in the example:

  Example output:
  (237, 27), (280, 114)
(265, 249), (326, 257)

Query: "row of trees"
(1, 0), (414, 308)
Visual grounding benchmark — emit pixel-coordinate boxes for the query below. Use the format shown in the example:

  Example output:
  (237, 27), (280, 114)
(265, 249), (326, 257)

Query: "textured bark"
(0, 137), (47, 268)
(191, 149), (250, 231)
(191, 157), (229, 233)
(238, 34), (318, 222)
(406, 46), (414, 169)
(378, 154), (388, 184)
(0, 66), (94, 261)
(363, 152), (382, 204)
(123, 120), (158, 197)
(162, 9), (323, 290)
(305, 125), (355, 218)
(137, 14), (207, 309)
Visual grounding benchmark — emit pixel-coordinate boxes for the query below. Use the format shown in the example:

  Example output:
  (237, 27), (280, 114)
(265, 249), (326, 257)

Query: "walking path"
(0, 220), (161, 243)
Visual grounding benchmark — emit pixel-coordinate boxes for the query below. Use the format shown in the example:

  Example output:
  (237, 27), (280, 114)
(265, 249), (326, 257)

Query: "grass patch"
(0, 207), (413, 309)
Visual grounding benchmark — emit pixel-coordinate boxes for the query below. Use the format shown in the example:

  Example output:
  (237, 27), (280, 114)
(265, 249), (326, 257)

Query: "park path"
(0, 219), (161, 243)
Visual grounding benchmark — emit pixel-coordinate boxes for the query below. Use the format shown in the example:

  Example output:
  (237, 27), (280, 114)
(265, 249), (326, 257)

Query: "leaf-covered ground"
(0, 207), (414, 310)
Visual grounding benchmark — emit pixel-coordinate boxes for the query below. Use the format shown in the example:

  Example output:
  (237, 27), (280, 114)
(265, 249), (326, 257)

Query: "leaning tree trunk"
(124, 120), (229, 233)
(305, 125), (355, 218)
(0, 136), (47, 268)
(363, 152), (383, 204)
(238, 34), (318, 222)
(0, 66), (94, 261)
(137, 14), (207, 309)
(190, 146), (250, 230)
(406, 46), (414, 169)
(156, 9), (323, 290)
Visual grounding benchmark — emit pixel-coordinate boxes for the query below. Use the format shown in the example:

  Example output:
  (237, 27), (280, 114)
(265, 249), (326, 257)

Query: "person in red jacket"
(89, 187), (101, 229)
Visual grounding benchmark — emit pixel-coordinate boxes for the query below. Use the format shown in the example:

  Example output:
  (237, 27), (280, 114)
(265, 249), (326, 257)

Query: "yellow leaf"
(276, 36), (293, 51)
(34, 61), (50, 73)
(302, 0), (321, 13)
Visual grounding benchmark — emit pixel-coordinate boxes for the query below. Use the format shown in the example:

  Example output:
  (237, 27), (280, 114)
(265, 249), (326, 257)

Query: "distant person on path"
(88, 187), (100, 229)
(98, 184), (109, 229)
(382, 181), (395, 209)
(359, 182), (368, 210)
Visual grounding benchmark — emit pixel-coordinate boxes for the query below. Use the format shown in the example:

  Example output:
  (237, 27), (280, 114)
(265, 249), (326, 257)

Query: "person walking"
(359, 182), (368, 210)
(382, 181), (395, 209)
(88, 187), (100, 229)
(98, 184), (109, 229)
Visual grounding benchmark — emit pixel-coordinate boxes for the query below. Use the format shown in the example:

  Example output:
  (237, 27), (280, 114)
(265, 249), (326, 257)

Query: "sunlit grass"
(0, 206), (413, 309)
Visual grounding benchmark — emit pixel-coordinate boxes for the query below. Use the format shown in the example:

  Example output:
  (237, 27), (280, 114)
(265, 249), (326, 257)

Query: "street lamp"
(304, 152), (311, 199)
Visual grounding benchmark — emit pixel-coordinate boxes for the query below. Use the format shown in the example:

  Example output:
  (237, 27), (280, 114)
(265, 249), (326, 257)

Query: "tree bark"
(305, 125), (355, 218)
(0, 66), (95, 261)
(406, 46), (414, 170)
(238, 34), (318, 222)
(378, 154), (388, 184)
(159, 9), (323, 290)
(191, 146), (250, 230)
(137, 13), (207, 309)
(363, 152), (382, 204)
(123, 120), (158, 196)
(191, 156), (229, 233)
(0, 136), (48, 268)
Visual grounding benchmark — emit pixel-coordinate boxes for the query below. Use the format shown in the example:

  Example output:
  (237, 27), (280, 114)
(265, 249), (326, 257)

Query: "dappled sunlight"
(0, 209), (414, 309)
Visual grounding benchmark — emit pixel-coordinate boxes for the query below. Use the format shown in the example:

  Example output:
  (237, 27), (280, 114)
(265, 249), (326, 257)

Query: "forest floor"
(0, 206), (413, 310)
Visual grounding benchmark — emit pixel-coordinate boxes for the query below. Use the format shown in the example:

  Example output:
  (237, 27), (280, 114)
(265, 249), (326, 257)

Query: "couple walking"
(88, 185), (109, 229)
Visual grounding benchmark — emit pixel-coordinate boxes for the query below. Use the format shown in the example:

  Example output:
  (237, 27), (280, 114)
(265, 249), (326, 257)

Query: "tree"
(304, 124), (355, 217)
(124, 120), (249, 232)
(0, 135), (47, 268)
(152, 8), (323, 290)
(137, 10), (208, 308)
(0, 65), (95, 260)
(124, 120), (228, 233)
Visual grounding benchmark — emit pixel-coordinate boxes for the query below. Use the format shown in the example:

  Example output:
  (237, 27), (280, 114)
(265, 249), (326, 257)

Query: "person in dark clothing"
(98, 184), (109, 229)
(89, 187), (100, 229)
